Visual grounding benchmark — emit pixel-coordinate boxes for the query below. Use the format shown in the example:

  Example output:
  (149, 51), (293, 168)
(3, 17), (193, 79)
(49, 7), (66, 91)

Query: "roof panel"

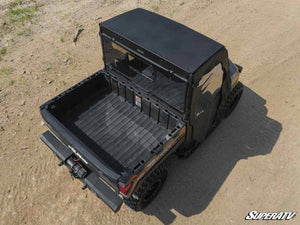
(100, 8), (224, 73)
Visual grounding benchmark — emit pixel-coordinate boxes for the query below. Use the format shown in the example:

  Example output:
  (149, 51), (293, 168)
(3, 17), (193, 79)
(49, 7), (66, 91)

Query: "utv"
(40, 8), (243, 212)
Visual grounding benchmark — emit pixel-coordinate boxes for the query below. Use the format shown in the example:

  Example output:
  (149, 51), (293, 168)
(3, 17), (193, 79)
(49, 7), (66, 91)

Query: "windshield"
(102, 36), (186, 112)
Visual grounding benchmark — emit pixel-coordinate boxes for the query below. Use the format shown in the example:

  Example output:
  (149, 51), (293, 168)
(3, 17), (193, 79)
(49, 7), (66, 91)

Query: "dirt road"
(0, 0), (299, 224)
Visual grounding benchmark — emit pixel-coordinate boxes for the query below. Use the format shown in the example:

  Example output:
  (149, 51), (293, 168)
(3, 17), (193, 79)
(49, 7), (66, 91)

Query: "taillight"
(118, 182), (132, 195)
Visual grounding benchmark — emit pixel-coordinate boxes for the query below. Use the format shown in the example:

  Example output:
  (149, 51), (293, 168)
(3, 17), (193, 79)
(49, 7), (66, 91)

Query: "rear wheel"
(124, 163), (167, 211)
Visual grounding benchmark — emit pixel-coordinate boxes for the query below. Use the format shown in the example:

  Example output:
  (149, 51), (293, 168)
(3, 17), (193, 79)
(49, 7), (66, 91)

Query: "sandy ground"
(0, 0), (299, 224)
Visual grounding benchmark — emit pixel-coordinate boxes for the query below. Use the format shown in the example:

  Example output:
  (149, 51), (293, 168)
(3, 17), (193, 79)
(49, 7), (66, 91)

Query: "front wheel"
(124, 163), (167, 211)
(217, 82), (244, 121)
(175, 141), (200, 158)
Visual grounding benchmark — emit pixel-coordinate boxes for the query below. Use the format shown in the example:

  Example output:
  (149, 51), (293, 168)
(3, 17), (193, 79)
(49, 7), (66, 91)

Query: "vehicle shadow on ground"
(143, 87), (282, 224)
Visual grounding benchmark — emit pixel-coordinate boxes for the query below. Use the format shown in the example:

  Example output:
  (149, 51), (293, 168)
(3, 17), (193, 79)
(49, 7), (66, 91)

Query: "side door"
(191, 63), (224, 142)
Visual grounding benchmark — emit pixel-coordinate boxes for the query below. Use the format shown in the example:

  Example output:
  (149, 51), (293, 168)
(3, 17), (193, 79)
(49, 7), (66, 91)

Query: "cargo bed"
(65, 92), (169, 173)
(41, 71), (183, 177)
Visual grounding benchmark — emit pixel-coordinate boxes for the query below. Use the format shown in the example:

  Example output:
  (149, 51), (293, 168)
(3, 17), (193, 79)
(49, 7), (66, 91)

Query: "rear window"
(102, 36), (187, 112)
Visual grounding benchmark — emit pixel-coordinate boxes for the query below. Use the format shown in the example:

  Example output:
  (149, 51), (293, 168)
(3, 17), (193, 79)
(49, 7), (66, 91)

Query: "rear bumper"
(40, 131), (123, 212)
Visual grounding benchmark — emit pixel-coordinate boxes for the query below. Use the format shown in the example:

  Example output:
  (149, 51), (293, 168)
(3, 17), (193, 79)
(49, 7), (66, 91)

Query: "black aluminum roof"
(100, 8), (224, 74)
